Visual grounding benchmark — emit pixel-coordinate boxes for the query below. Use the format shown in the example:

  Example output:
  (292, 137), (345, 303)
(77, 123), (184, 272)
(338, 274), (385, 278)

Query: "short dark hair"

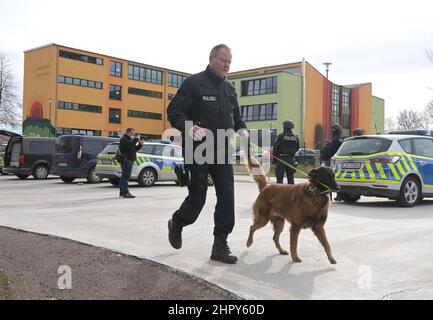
(210, 44), (230, 58)
(126, 128), (135, 133)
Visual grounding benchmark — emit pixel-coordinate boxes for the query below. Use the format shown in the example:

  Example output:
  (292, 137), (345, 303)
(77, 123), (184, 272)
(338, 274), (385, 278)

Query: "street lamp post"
(323, 62), (332, 139)
(48, 98), (52, 136)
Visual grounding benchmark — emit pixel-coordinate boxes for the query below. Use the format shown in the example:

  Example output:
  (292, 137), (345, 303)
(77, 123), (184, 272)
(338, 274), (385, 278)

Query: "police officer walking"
(273, 120), (299, 184)
(321, 123), (342, 167)
(166, 44), (248, 264)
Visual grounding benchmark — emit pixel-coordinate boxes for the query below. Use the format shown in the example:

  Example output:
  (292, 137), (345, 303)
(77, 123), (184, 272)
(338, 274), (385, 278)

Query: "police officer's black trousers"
(275, 156), (295, 184)
(172, 163), (235, 237)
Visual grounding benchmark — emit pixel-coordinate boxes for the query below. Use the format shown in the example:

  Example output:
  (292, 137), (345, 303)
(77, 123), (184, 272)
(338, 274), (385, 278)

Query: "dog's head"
(308, 167), (340, 193)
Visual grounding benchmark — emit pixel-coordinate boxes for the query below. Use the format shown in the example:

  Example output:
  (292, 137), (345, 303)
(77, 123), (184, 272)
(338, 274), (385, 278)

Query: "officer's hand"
(188, 125), (206, 141)
(238, 129), (249, 139)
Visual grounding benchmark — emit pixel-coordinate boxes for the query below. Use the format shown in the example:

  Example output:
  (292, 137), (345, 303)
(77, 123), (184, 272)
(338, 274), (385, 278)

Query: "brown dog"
(245, 157), (339, 264)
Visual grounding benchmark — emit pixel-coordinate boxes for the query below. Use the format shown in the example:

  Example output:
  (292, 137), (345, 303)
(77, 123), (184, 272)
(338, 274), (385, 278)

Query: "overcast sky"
(1, 0), (432, 121)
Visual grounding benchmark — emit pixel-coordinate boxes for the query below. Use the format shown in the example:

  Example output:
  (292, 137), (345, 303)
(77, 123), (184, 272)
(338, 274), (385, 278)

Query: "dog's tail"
(244, 154), (268, 192)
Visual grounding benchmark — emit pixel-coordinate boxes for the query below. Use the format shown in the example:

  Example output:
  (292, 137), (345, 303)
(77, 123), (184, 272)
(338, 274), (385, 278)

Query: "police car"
(331, 134), (433, 207)
(95, 140), (214, 187)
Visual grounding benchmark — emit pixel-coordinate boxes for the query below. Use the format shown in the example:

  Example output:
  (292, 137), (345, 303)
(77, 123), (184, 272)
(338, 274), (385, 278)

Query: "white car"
(96, 141), (214, 187)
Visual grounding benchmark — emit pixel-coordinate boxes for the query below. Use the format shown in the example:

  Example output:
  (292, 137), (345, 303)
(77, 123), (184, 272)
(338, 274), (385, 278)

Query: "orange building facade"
(22, 44), (189, 138)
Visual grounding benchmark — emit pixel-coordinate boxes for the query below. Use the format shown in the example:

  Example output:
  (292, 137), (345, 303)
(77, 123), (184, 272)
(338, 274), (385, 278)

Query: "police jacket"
(321, 133), (342, 161)
(167, 66), (246, 134)
(273, 130), (300, 157)
(119, 134), (141, 161)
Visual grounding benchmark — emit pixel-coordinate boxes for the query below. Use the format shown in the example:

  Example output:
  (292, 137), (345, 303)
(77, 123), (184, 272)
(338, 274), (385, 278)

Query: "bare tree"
(422, 98), (433, 129)
(0, 52), (21, 128)
(384, 117), (397, 132)
(397, 109), (427, 130)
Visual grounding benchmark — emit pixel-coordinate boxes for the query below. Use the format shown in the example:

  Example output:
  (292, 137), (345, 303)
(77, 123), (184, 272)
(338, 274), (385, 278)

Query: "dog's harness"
(248, 142), (334, 199)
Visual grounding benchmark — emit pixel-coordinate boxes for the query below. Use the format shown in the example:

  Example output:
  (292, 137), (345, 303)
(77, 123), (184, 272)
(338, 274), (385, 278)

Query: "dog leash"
(247, 142), (334, 196)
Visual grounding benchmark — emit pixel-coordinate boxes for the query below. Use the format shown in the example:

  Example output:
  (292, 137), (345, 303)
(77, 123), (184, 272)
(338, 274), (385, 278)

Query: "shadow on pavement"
(331, 198), (433, 220)
(192, 251), (336, 300)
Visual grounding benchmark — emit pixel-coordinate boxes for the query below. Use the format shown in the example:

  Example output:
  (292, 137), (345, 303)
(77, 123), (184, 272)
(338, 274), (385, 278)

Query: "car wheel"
(109, 177), (120, 187)
(87, 167), (102, 183)
(397, 176), (420, 207)
(16, 174), (29, 180)
(33, 164), (49, 180)
(207, 174), (214, 186)
(60, 176), (75, 183)
(341, 193), (360, 203)
(138, 168), (156, 187)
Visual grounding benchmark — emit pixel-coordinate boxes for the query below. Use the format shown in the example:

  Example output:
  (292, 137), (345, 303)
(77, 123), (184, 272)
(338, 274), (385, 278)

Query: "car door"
(412, 138), (433, 193)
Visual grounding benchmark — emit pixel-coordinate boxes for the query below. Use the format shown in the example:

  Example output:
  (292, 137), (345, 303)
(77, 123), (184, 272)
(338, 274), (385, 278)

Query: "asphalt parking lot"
(1, 174), (433, 299)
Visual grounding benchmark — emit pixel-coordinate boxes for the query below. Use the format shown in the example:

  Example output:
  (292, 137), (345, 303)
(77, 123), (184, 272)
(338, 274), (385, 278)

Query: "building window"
(59, 50), (103, 65)
(109, 84), (122, 100)
(241, 77), (278, 96)
(128, 64), (163, 84)
(109, 108), (121, 123)
(58, 101), (102, 113)
(128, 87), (162, 99)
(241, 103), (278, 121)
(168, 73), (187, 88)
(110, 61), (122, 77)
(56, 127), (101, 136)
(332, 86), (340, 128)
(342, 88), (351, 137)
(58, 75), (103, 89)
(127, 109), (162, 120)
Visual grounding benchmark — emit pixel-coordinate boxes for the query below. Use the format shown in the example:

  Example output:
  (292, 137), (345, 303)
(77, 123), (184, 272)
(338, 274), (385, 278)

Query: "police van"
(331, 134), (433, 207)
(95, 140), (214, 187)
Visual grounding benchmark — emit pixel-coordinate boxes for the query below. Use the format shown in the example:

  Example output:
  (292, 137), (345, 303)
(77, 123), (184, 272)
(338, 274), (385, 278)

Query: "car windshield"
(100, 143), (119, 155)
(337, 138), (392, 156)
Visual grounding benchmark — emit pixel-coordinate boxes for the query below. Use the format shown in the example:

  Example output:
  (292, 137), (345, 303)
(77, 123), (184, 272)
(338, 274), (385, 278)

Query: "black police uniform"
(167, 65), (246, 237)
(321, 131), (342, 167)
(273, 129), (299, 184)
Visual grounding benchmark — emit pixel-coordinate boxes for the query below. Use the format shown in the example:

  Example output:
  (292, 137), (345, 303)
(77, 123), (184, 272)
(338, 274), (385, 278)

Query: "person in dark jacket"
(166, 44), (248, 264)
(352, 128), (364, 136)
(118, 128), (144, 198)
(273, 120), (299, 184)
(321, 123), (342, 167)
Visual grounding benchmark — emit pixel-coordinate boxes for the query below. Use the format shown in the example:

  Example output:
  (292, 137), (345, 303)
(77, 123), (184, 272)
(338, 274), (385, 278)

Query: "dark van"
(53, 135), (118, 183)
(3, 136), (56, 179)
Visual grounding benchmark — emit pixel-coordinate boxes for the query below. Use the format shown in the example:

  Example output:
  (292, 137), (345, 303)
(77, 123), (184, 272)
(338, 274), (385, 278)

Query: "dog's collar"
(308, 184), (333, 196)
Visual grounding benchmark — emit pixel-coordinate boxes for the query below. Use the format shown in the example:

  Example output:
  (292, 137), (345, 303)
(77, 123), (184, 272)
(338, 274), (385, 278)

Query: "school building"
(22, 44), (384, 148)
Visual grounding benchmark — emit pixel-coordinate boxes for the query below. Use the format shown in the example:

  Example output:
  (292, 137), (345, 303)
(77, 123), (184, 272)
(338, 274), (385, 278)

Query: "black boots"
(120, 192), (135, 198)
(168, 219), (183, 249)
(210, 235), (238, 264)
(168, 222), (237, 264)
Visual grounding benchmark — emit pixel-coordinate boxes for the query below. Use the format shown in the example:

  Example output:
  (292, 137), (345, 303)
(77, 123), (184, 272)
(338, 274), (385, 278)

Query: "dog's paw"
(279, 250), (289, 255)
(329, 258), (337, 264)
(292, 257), (302, 263)
(246, 240), (252, 248)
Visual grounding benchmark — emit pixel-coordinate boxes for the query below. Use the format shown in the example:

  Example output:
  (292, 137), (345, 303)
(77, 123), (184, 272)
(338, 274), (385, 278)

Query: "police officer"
(166, 44), (247, 264)
(118, 128), (144, 198)
(352, 128), (364, 136)
(321, 123), (342, 167)
(273, 120), (300, 184)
